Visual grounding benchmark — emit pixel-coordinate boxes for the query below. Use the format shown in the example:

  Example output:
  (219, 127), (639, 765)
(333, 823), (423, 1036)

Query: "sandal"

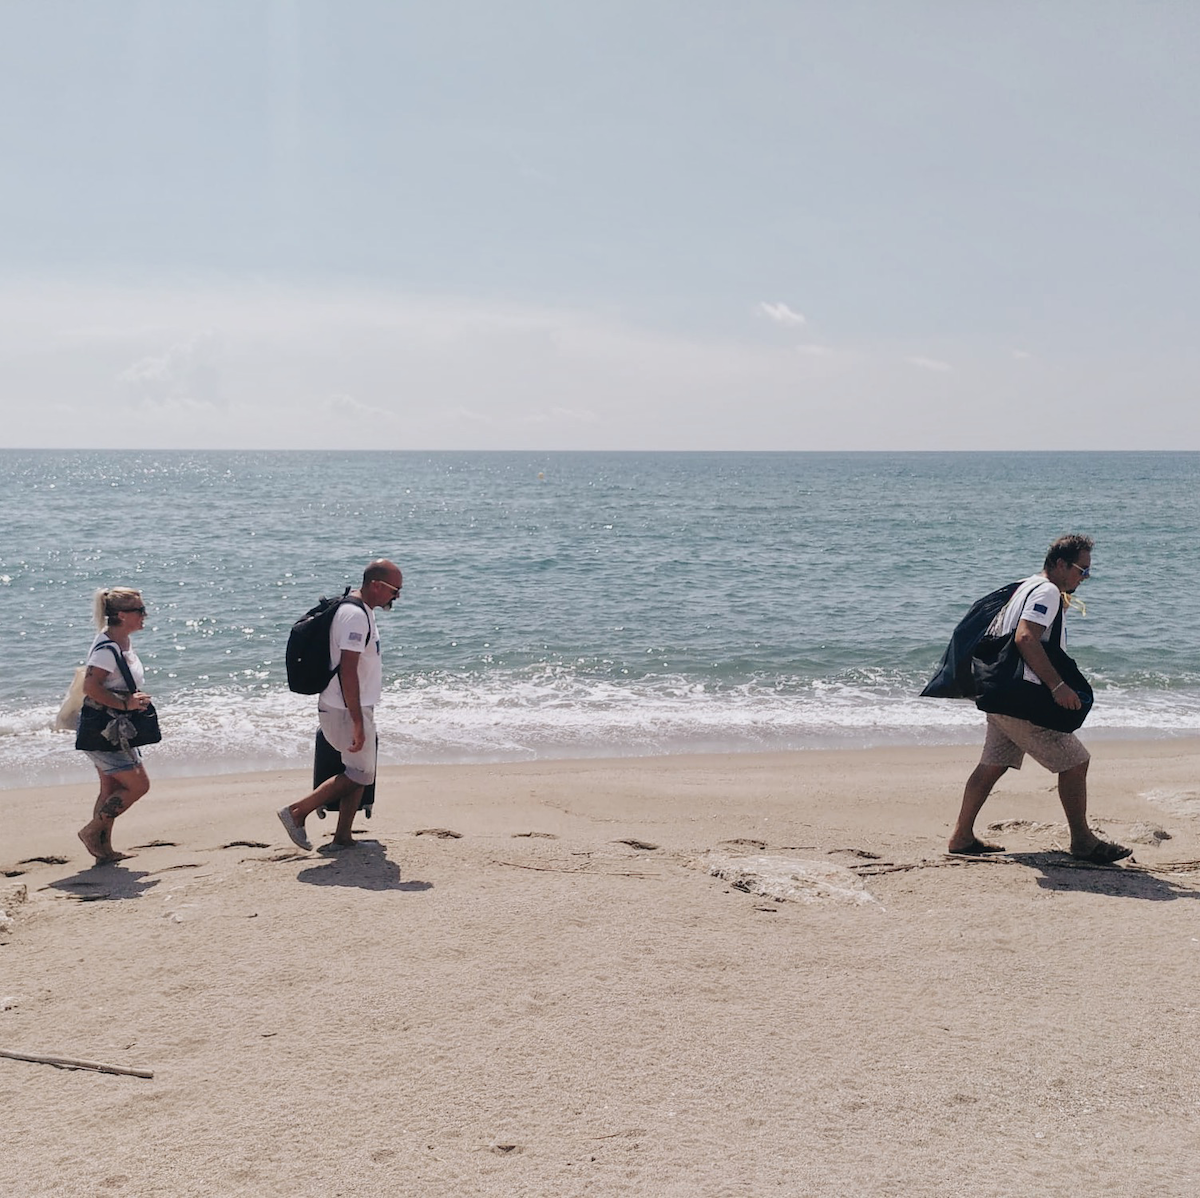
(1070, 841), (1132, 865)
(948, 838), (1006, 856)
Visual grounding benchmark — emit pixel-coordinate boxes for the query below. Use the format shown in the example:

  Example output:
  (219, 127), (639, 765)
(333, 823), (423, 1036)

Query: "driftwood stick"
(1144, 860), (1200, 875)
(0, 1048), (154, 1079)
(492, 860), (657, 878)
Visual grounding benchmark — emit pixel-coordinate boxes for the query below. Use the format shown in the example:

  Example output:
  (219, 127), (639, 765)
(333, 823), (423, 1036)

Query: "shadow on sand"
(296, 839), (431, 893)
(1004, 851), (1200, 902)
(46, 863), (160, 902)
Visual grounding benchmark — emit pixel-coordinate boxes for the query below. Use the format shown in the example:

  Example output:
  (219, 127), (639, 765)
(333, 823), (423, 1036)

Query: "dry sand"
(2, 740), (1199, 1197)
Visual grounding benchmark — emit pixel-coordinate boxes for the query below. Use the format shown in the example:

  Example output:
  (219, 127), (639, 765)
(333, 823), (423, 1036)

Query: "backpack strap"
(331, 596), (372, 702)
(95, 638), (139, 694)
(991, 578), (1041, 636)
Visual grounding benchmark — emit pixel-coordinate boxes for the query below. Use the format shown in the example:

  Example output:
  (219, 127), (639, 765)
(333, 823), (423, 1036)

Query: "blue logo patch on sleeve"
(1032, 603), (1048, 614)
(347, 631), (363, 643)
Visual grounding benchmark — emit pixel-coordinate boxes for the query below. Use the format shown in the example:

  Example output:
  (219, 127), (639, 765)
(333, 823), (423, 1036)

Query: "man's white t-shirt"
(86, 635), (145, 696)
(991, 574), (1066, 684)
(319, 600), (381, 709)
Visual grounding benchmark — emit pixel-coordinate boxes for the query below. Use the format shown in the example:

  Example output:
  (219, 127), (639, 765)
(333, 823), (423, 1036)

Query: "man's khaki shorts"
(980, 712), (1090, 774)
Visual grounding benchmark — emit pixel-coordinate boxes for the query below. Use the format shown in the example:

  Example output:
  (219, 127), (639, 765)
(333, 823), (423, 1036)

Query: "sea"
(1, 450), (1197, 790)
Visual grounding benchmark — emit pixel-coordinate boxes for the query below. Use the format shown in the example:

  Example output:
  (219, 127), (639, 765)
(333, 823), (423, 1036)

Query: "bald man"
(278, 559), (403, 850)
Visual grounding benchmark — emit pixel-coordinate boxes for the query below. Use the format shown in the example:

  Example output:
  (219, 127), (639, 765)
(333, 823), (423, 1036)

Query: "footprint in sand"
(988, 820), (1060, 836)
(414, 828), (463, 839)
(18, 856), (69, 866)
(222, 840), (270, 849)
(614, 838), (659, 851)
(512, 831), (558, 839)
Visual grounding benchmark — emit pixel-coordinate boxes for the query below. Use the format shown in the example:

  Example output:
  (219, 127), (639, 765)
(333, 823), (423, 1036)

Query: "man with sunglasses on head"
(948, 534), (1132, 865)
(278, 558), (403, 851)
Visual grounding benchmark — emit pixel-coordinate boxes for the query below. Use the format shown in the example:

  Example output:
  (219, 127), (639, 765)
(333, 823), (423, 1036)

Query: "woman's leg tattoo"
(99, 791), (128, 820)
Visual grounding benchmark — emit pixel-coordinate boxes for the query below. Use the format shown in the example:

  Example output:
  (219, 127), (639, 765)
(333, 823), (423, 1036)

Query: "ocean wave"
(4, 673), (1199, 790)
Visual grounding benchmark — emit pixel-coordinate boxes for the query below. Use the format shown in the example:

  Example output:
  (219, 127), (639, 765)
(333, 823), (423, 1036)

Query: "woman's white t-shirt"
(86, 635), (145, 696)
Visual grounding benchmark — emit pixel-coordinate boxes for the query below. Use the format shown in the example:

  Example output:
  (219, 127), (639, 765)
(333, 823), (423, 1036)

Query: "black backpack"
(286, 589), (369, 694)
(920, 581), (1022, 699)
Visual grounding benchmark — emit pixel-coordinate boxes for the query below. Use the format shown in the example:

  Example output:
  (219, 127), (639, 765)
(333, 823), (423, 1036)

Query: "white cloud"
(117, 333), (222, 407)
(521, 405), (601, 426)
(904, 355), (953, 373)
(758, 301), (806, 327)
(327, 393), (396, 422)
(1012, 349), (1033, 360)
(442, 406), (501, 428)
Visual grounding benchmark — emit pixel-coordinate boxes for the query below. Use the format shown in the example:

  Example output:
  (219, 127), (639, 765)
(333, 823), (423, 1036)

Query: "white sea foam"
(4, 675), (1198, 790)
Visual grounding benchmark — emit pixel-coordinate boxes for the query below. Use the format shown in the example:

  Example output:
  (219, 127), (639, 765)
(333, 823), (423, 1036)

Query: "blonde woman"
(77, 587), (154, 864)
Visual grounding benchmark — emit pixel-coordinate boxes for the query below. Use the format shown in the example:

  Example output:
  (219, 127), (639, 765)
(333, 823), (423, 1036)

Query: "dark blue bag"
(920, 581), (1021, 700)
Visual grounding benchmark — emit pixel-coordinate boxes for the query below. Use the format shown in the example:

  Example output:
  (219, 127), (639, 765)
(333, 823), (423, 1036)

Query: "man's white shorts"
(317, 706), (377, 786)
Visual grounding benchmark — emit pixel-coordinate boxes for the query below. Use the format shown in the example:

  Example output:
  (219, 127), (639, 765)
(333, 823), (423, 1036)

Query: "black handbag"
(75, 641), (162, 751)
(972, 600), (1093, 733)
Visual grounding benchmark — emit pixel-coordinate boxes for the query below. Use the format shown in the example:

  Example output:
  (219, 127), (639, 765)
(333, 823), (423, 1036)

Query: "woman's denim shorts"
(84, 747), (143, 775)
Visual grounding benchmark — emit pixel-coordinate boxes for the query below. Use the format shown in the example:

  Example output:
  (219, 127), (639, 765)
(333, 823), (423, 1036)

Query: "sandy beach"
(2, 740), (1199, 1197)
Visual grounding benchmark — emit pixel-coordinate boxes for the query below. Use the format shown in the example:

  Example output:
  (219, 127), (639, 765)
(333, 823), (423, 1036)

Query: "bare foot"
(94, 850), (137, 866)
(78, 826), (107, 861)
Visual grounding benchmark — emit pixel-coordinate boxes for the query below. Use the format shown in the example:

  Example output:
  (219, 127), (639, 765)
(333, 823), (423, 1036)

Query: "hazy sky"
(2, 1), (1197, 450)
